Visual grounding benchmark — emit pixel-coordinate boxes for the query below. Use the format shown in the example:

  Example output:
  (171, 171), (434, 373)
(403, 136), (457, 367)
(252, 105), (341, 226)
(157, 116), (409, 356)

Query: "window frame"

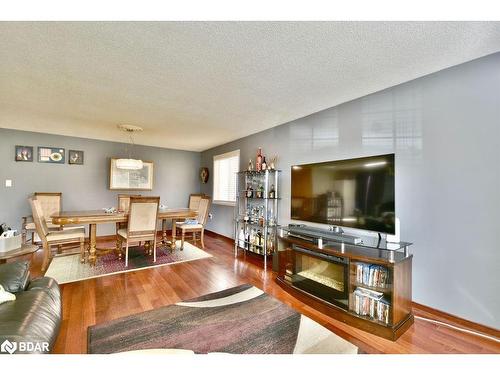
(212, 149), (240, 206)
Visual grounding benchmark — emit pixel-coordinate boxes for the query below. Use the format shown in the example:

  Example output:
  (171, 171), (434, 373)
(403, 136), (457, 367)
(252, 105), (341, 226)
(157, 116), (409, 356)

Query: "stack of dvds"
(353, 287), (390, 324)
(355, 263), (390, 288)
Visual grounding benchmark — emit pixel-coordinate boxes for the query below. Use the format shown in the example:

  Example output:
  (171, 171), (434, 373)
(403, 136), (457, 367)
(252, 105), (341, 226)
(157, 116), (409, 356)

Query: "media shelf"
(234, 169), (281, 267)
(351, 282), (392, 294)
(276, 231), (413, 341)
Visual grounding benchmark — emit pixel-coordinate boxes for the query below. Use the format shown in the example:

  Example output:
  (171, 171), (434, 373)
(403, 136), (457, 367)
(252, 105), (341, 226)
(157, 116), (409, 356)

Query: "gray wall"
(0, 129), (201, 235)
(200, 52), (500, 329)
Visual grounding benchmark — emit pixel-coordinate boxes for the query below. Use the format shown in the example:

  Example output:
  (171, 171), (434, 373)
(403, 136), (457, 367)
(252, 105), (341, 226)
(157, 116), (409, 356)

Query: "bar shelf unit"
(234, 169), (281, 268)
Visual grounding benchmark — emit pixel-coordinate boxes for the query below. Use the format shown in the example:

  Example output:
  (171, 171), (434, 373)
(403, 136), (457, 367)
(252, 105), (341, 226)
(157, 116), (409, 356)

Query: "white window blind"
(213, 150), (240, 206)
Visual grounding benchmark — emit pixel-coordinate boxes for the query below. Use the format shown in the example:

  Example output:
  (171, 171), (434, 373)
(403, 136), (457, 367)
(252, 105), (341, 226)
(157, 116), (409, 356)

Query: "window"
(213, 150), (240, 206)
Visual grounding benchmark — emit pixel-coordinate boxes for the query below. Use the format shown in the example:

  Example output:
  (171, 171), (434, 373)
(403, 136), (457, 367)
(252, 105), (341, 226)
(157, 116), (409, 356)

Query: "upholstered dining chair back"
(127, 197), (160, 237)
(33, 192), (62, 221)
(29, 198), (50, 238)
(118, 194), (142, 213)
(188, 194), (205, 210)
(196, 197), (211, 226)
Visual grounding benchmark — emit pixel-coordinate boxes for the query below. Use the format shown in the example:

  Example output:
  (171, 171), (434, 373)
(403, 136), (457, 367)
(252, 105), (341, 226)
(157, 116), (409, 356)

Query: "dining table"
(51, 208), (198, 266)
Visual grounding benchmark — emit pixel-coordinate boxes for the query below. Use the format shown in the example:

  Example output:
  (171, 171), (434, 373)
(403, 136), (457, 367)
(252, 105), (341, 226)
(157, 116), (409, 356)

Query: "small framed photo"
(38, 146), (65, 164)
(15, 146), (34, 162)
(68, 150), (84, 165)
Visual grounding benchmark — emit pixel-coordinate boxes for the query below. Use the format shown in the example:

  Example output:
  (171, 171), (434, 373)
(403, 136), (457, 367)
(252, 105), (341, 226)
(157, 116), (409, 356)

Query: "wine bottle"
(246, 230), (251, 250)
(261, 156), (267, 170)
(256, 148), (262, 172)
(246, 183), (253, 198)
(269, 184), (275, 199)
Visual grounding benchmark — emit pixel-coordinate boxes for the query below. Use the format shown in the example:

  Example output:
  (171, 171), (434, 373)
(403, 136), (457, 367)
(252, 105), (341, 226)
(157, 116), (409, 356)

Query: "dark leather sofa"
(0, 261), (61, 354)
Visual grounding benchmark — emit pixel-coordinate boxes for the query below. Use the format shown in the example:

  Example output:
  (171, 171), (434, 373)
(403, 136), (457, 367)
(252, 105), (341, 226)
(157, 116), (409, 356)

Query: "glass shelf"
(235, 242), (272, 256)
(235, 219), (278, 228)
(237, 195), (281, 200)
(237, 169), (282, 175)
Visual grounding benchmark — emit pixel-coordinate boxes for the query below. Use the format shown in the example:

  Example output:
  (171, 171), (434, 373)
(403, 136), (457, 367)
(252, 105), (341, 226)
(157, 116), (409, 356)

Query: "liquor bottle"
(256, 148), (263, 172)
(269, 184), (275, 199)
(250, 229), (256, 251)
(261, 156), (267, 170)
(256, 230), (263, 253)
(246, 183), (253, 198)
(259, 214), (264, 227)
(238, 228), (245, 248)
(266, 234), (274, 255)
(267, 206), (274, 226)
(256, 183), (264, 198)
(269, 156), (276, 170)
(246, 229), (251, 250)
(248, 159), (254, 171)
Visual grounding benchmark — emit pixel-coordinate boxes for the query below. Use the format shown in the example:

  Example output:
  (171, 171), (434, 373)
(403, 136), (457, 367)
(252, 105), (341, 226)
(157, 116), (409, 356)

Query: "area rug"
(44, 241), (212, 284)
(87, 284), (358, 354)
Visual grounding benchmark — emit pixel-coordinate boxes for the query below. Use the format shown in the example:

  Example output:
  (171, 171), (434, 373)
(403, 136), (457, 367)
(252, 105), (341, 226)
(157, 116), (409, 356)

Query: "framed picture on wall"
(68, 150), (84, 165)
(15, 145), (33, 162)
(38, 146), (65, 164)
(109, 158), (154, 190)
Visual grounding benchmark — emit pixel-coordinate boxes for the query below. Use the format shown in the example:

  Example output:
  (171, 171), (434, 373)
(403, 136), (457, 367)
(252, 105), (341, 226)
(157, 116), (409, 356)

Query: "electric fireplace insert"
(283, 245), (349, 309)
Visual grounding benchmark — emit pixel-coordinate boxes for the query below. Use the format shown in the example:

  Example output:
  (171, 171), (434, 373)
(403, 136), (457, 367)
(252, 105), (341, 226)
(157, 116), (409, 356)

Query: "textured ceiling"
(1, 21), (500, 151)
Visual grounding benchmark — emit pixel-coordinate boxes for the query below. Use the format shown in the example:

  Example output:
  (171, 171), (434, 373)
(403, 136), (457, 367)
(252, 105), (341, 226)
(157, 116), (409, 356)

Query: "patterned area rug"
(44, 241), (212, 284)
(88, 284), (358, 354)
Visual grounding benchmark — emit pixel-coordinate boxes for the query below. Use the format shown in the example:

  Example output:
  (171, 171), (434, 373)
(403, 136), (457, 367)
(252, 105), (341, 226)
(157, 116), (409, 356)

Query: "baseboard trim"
(205, 230), (234, 243)
(412, 301), (499, 339)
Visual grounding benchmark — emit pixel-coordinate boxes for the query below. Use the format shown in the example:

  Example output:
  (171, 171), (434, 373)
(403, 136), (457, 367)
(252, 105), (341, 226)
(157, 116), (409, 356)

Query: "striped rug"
(87, 284), (358, 354)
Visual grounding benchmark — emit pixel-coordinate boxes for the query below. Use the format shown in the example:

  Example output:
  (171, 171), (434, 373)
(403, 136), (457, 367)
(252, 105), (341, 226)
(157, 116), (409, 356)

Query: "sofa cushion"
(0, 277), (61, 354)
(0, 261), (30, 293)
(0, 285), (16, 305)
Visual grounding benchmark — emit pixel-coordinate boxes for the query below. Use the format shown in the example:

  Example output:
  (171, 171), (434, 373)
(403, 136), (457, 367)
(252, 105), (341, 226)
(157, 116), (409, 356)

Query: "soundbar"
(286, 225), (363, 245)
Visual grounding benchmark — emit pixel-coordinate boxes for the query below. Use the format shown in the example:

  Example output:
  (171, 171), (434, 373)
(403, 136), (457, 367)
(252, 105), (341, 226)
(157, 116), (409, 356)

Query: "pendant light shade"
(116, 124), (144, 170)
(115, 158), (143, 170)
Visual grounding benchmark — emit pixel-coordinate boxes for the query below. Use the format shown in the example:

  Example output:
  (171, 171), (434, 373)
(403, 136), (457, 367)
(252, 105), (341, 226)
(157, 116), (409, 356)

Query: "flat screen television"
(291, 154), (395, 234)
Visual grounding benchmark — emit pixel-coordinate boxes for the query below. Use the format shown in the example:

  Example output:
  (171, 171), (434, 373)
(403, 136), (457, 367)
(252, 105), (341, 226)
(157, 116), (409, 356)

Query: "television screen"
(291, 154), (395, 234)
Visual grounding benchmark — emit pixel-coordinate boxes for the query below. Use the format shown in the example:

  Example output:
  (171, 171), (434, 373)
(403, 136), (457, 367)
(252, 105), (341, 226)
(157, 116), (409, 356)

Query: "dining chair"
(186, 194), (208, 241)
(29, 197), (86, 272)
(117, 194), (143, 213)
(188, 194), (207, 210)
(116, 194), (142, 231)
(116, 196), (160, 267)
(177, 196), (211, 250)
(22, 192), (62, 244)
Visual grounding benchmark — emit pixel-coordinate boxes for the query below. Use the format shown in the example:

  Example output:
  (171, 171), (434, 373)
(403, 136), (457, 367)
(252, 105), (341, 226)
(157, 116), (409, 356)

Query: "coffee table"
(0, 244), (38, 264)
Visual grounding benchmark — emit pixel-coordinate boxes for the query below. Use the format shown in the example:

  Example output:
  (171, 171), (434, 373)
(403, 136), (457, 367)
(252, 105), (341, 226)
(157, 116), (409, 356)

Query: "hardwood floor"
(24, 231), (500, 354)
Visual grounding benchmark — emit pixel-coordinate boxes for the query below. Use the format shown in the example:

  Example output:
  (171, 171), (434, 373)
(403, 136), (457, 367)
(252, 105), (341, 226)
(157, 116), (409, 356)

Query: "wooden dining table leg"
(88, 223), (97, 266)
(115, 223), (123, 259)
(170, 219), (177, 250)
(162, 219), (168, 243)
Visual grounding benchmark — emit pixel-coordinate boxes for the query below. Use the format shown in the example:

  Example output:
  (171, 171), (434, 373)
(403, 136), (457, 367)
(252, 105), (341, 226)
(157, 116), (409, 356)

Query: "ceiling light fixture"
(364, 161), (387, 168)
(116, 124), (144, 170)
